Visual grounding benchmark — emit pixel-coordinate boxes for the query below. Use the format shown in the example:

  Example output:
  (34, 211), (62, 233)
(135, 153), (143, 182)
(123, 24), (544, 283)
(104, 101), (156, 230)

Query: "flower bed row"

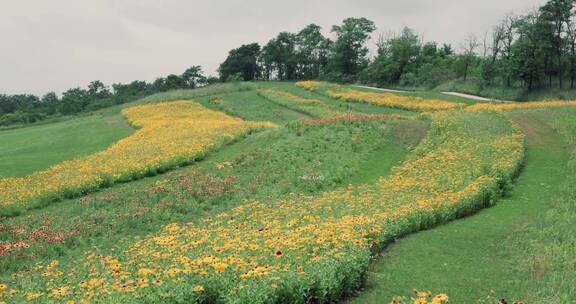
(296, 81), (464, 111)
(256, 88), (341, 117)
(467, 100), (576, 111)
(0, 101), (276, 216)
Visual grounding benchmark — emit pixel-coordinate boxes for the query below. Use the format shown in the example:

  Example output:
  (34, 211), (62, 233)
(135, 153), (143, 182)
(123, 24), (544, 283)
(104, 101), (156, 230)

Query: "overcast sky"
(0, 0), (547, 95)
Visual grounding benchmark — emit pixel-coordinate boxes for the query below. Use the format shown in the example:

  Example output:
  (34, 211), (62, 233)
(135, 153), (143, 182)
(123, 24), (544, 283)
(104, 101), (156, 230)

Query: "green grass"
(511, 108), (576, 303)
(196, 90), (311, 124)
(347, 109), (571, 304)
(0, 113), (134, 178)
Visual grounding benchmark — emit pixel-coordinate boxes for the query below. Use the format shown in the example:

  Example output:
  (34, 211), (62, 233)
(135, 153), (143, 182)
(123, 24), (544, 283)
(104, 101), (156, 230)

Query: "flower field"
(467, 100), (576, 111)
(256, 88), (342, 117)
(0, 108), (524, 303)
(326, 90), (464, 111)
(0, 101), (275, 216)
(296, 81), (464, 111)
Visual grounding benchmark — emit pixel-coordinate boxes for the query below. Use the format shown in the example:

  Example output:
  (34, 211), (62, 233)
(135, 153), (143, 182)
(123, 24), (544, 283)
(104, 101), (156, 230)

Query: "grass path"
(348, 111), (569, 303)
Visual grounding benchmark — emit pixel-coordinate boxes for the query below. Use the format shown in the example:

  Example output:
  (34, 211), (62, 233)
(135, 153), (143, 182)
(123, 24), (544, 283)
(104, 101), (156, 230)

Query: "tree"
(60, 87), (88, 114)
(389, 27), (421, 82)
(262, 32), (298, 80)
(539, 0), (575, 88)
(363, 27), (455, 88)
(295, 24), (331, 79)
(113, 80), (150, 102)
(182, 66), (207, 89)
(328, 17), (376, 81)
(567, 14), (576, 87)
(512, 10), (547, 90)
(164, 74), (186, 90)
(481, 25), (506, 84)
(219, 43), (261, 81)
(500, 14), (518, 87)
(87, 80), (111, 100)
(205, 76), (221, 85)
(460, 34), (480, 81)
(40, 92), (59, 115)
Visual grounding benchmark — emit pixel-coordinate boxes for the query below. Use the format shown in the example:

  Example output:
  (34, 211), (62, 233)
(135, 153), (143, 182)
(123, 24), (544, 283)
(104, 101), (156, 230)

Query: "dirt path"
(355, 85), (511, 103)
(441, 91), (510, 103)
(353, 85), (407, 93)
(347, 111), (568, 303)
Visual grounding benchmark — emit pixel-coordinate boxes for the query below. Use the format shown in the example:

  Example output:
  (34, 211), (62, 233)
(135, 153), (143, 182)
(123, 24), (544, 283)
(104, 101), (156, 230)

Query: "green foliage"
(295, 24), (332, 79)
(326, 17), (376, 82)
(261, 32), (298, 80)
(218, 43), (262, 81)
(0, 66), (211, 127)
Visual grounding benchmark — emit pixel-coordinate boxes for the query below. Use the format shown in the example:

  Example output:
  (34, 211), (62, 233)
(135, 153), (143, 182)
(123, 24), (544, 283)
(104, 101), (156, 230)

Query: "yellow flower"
(138, 268), (155, 276)
(50, 286), (70, 297)
(46, 260), (59, 270)
(417, 291), (431, 298)
(26, 293), (44, 300)
(431, 293), (449, 304)
(193, 285), (204, 292)
(212, 262), (228, 273)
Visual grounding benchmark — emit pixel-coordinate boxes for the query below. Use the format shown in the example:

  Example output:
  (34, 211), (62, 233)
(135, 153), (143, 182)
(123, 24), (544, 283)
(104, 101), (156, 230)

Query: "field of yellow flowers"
(467, 100), (576, 111)
(257, 88), (342, 117)
(0, 107), (524, 303)
(296, 81), (464, 111)
(0, 100), (275, 216)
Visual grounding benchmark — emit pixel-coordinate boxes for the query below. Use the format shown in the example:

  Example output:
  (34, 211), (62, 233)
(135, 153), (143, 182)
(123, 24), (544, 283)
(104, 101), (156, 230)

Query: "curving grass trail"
(348, 110), (569, 303)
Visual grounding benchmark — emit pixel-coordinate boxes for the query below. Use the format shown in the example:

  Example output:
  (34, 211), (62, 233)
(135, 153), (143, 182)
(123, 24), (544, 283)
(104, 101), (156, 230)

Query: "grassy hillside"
(1, 81), (575, 303)
(0, 113), (134, 178)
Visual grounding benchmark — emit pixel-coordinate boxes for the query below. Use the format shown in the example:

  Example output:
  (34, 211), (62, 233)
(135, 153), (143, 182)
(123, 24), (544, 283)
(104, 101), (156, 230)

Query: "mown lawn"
(0, 113), (134, 178)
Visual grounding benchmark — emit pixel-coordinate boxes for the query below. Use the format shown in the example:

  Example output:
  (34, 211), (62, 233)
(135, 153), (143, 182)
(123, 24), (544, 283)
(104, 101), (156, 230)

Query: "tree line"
(219, 0), (576, 91)
(0, 66), (215, 126)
